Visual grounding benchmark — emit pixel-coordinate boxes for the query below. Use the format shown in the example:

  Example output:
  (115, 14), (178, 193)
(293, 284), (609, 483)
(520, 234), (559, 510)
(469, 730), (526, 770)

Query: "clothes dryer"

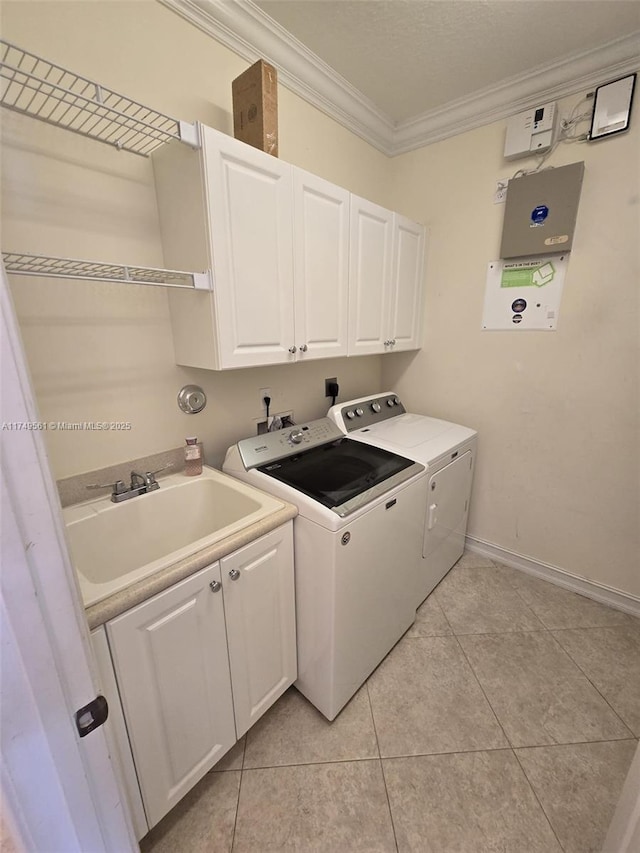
(328, 393), (477, 606)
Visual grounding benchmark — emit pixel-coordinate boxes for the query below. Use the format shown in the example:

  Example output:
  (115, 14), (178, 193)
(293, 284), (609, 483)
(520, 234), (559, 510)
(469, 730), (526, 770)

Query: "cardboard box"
(232, 59), (278, 156)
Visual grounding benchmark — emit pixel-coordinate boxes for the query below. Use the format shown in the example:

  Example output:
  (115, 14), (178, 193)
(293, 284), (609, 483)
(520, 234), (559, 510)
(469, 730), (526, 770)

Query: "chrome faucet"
(130, 470), (157, 490)
(87, 465), (171, 503)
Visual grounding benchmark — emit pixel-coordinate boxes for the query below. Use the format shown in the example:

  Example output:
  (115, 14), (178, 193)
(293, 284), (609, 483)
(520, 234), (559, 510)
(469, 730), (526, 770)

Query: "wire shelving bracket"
(0, 39), (200, 156)
(2, 253), (212, 291)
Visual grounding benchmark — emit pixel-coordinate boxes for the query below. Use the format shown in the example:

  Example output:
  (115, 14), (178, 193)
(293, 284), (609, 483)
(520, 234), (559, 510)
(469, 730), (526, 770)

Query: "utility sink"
(63, 467), (285, 607)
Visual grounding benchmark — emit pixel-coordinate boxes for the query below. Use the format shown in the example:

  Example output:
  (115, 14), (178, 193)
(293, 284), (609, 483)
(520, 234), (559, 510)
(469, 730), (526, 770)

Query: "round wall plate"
(177, 385), (207, 414)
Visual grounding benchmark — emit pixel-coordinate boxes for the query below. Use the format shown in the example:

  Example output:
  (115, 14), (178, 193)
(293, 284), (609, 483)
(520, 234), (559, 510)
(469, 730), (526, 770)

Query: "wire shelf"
(3, 253), (212, 291)
(0, 39), (199, 156)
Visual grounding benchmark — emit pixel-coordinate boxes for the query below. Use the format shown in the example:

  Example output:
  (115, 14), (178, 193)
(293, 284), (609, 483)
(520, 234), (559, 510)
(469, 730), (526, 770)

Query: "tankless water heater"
(500, 162), (585, 259)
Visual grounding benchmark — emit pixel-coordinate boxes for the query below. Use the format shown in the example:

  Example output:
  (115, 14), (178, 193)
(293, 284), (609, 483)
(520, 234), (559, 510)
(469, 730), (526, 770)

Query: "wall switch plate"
(494, 179), (508, 204)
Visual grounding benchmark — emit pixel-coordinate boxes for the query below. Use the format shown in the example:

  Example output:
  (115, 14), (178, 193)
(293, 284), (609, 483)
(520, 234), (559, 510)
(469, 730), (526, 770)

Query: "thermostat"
(504, 102), (557, 160)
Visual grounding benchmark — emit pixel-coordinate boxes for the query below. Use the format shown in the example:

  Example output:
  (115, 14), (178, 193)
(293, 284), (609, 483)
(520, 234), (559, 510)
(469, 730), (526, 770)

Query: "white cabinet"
(292, 168), (350, 361)
(220, 524), (297, 736)
(103, 523), (296, 829)
(348, 196), (394, 356)
(206, 129), (296, 368)
(106, 563), (237, 828)
(389, 214), (426, 352)
(155, 128), (350, 368)
(154, 125), (425, 369)
(348, 197), (425, 356)
(155, 125), (295, 370)
(90, 627), (149, 841)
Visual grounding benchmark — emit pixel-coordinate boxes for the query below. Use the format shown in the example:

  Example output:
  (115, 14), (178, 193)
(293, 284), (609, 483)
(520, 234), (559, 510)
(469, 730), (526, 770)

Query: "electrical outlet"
(494, 179), (508, 204)
(259, 387), (271, 412)
(325, 377), (338, 397)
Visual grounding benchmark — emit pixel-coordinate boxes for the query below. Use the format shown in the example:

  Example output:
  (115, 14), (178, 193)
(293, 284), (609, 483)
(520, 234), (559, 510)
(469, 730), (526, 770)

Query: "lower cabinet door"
(90, 627), (148, 841)
(221, 523), (297, 738)
(106, 563), (236, 828)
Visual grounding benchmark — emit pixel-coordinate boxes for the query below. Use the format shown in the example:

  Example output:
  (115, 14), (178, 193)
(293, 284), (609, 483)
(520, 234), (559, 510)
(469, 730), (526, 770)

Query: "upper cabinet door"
(293, 169), (350, 361)
(348, 196), (394, 356)
(203, 127), (295, 368)
(389, 214), (426, 352)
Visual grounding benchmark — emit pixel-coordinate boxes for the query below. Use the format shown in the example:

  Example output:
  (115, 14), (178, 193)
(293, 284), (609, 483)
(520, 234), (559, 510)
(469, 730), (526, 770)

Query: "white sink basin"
(63, 467), (285, 607)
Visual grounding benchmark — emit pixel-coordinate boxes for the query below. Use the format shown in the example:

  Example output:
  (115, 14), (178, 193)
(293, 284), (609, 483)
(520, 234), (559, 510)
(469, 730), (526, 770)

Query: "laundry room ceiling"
(254, 0), (640, 123)
(162, 0), (640, 153)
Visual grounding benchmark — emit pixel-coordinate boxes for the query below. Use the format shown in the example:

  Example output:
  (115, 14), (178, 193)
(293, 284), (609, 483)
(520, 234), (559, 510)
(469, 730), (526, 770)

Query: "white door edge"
(1, 264), (137, 851)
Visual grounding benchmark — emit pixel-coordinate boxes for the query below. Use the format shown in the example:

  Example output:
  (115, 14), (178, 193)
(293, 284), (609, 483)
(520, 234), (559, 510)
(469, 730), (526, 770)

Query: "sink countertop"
(84, 501), (297, 629)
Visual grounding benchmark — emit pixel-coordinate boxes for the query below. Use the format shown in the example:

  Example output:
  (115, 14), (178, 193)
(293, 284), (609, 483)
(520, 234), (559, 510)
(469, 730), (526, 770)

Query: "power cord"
(328, 381), (339, 406)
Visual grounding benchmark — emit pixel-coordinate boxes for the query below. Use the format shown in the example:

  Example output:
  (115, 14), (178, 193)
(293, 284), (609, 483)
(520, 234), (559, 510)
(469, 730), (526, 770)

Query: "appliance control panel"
(335, 394), (406, 432)
(237, 417), (343, 469)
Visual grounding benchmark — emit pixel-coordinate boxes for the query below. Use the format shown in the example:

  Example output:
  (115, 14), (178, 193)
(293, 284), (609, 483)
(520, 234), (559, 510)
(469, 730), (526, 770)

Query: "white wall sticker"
(482, 255), (569, 330)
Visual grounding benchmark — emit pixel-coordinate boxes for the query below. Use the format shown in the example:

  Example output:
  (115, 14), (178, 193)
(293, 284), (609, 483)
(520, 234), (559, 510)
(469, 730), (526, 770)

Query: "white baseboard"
(465, 536), (640, 619)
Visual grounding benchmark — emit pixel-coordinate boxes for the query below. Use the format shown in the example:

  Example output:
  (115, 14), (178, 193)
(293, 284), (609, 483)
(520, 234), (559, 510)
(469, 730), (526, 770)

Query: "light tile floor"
(140, 552), (639, 853)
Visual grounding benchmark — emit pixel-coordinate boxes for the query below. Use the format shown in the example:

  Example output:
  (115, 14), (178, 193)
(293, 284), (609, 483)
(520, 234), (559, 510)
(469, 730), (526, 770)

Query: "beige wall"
(383, 89), (640, 596)
(1, 0), (387, 475)
(2, 1), (638, 598)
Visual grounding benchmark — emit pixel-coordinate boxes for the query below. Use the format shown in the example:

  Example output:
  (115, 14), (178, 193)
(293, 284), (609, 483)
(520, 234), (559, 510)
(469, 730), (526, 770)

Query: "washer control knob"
(355, 408), (364, 417)
(345, 410), (356, 420)
(371, 402), (381, 413)
(386, 398), (395, 407)
(289, 429), (304, 444)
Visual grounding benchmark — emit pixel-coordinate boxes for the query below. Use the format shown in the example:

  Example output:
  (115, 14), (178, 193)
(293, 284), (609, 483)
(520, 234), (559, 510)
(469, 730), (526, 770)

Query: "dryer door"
(423, 450), (474, 568)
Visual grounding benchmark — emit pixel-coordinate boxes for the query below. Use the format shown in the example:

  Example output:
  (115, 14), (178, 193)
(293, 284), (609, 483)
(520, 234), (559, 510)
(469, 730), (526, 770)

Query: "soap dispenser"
(184, 437), (203, 476)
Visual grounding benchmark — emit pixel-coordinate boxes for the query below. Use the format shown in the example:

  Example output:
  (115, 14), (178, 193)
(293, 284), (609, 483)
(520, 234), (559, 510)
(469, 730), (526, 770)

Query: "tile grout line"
(510, 746), (568, 853)
(450, 626), (567, 852)
(498, 566), (640, 633)
(435, 561), (551, 635)
(448, 633), (516, 751)
(365, 682), (399, 852)
(514, 737), (639, 754)
(239, 744), (551, 771)
(446, 558), (636, 852)
(237, 736), (640, 772)
(440, 570), (562, 849)
(229, 737), (248, 852)
(546, 630), (637, 738)
(483, 560), (554, 632)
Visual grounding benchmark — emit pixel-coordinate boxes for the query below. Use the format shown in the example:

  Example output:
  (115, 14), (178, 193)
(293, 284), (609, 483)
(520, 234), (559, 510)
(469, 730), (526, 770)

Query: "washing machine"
(223, 417), (427, 720)
(328, 393), (477, 606)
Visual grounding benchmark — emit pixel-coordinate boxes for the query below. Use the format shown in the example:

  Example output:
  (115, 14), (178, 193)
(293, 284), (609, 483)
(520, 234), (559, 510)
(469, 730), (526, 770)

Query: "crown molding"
(159, 0), (640, 157)
(158, 0), (395, 153)
(393, 31), (640, 154)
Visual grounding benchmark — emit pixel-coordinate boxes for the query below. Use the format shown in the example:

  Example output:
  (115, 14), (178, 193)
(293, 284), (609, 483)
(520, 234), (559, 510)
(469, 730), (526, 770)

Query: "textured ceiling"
(255, 0), (640, 124)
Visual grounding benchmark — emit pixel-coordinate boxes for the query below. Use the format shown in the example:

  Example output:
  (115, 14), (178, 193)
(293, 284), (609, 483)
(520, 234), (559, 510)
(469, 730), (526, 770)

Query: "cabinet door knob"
(299, 344), (308, 352)
(288, 346), (297, 354)
(228, 568), (241, 581)
(209, 580), (221, 592)
(390, 339), (396, 345)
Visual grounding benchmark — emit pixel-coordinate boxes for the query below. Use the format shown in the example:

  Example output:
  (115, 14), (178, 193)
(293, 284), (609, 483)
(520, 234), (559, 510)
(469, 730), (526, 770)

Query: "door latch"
(75, 695), (109, 738)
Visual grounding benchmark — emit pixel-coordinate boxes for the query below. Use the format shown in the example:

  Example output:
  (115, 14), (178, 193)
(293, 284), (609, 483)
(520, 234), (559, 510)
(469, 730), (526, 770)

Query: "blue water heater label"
(530, 204), (549, 226)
